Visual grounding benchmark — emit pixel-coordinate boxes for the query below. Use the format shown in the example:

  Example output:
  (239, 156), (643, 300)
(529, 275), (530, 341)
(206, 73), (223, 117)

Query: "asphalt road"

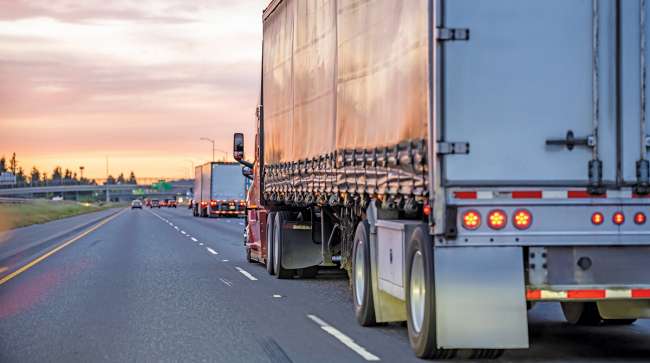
(0, 207), (648, 362)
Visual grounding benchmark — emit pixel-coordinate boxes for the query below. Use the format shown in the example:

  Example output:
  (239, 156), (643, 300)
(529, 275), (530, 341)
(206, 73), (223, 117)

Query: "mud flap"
(280, 223), (323, 269)
(434, 247), (529, 349)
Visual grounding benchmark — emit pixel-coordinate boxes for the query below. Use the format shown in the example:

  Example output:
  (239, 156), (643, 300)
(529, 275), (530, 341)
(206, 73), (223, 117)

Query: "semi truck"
(192, 162), (247, 218)
(235, 0), (650, 359)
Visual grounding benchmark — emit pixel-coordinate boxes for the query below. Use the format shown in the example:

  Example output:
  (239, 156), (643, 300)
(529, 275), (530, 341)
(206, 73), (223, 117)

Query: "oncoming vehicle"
(131, 199), (143, 209)
(235, 0), (650, 359)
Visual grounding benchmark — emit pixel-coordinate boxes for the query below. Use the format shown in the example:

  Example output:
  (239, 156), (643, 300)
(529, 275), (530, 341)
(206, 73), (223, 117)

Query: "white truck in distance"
(192, 162), (246, 218)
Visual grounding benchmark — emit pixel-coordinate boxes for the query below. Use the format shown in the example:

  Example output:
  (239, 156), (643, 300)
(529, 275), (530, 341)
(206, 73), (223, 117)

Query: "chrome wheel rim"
(410, 251), (425, 334)
(354, 240), (365, 306)
(273, 219), (280, 271)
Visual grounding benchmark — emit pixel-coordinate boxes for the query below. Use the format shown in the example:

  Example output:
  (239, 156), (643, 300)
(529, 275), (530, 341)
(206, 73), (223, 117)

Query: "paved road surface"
(0, 208), (648, 362)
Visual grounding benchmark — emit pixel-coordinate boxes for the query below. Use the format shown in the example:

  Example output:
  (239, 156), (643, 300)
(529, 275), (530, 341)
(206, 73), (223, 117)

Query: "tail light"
(210, 201), (217, 206)
(461, 210), (481, 230)
(487, 210), (507, 230)
(634, 212), (646, 225)
(513, 209), (532, 230)
(613, 212), (625, 225)
(591, 212), (604, 225)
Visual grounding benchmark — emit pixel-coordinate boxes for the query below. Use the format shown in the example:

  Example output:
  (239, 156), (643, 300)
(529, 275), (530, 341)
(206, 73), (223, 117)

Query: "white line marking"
(239, 222), (244, 225)
(219, 278), (233, 287)
(199, 243), (204, 246)
(191, 237), (198, 242)
(235, 267), (257, 281)
(206, 247), (218, 255)
(273, 294), (282, 298)
(222, 259), (229, 262)
(307, 315), (380, 361)
(174, 226), (179, 230)
(181, 230), (186, 235)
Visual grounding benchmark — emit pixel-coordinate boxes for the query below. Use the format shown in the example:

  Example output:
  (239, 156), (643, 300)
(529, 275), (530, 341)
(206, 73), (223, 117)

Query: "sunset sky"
(0, 0), (263, 179)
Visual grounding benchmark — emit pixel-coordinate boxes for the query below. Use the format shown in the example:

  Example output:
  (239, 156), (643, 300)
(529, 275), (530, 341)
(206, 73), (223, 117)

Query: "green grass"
(0, 200), (124, 231)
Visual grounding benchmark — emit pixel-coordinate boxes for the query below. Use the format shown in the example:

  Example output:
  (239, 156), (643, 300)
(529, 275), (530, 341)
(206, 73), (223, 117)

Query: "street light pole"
(200, 138), (215, 162)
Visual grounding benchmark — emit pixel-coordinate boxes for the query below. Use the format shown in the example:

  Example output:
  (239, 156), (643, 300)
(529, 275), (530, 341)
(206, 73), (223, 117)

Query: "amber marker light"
(591, 212), (604, 225)
(462, 210), (481, 230)
(513, 209), (533, 230)
(487, 209), (507, 230)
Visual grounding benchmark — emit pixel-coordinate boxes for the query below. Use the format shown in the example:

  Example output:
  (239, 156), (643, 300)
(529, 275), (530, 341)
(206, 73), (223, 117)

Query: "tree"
(42, 172), (48, 186)
(15, 167), (26, 186)
(117, 173), (125, 184)
(0, 156), (5, 173)
(30, 167), (41, 186)
(127, 171), (137, 184)
(64, 169), (72, 184)
(106, 174), (116, 185)
(52, 167), (63, 185)
(9, 153), (17, 174)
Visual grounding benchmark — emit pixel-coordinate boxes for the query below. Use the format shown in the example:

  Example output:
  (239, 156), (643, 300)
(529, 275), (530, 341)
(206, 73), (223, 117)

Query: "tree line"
(0, 153), (138, 187)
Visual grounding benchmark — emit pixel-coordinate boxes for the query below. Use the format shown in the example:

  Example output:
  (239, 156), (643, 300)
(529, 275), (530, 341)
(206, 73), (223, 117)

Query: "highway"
(0, 208), (648, 362)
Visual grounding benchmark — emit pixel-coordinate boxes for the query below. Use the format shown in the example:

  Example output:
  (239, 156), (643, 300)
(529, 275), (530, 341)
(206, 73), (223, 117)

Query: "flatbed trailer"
(235, 0), (650, 359)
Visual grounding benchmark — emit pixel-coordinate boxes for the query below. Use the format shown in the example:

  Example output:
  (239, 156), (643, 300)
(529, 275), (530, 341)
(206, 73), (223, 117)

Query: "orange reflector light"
(487, 210), (507, 230)
(423, 204), (432, 216)
(591, 212), (604, 225)
(613, 212), (625, 225)
(462, 210), (481, 230)
(634, 212), (646, 225)
(513, 209), (532, 230)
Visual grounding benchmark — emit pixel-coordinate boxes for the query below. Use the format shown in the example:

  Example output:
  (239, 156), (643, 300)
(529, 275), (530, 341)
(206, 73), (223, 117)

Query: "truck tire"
(266, 212), (276, 275)
(273, 212), (295, 279)
(562, 302), (637, 326)
(352, 220), (376, 326)
(561, 302), (602, 325)
(405, 226), (456, 359)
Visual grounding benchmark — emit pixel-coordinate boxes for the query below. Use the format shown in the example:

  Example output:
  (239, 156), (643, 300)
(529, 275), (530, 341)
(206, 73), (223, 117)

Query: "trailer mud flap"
(281, 224), (323, 269)
(434, 246), (529, 349)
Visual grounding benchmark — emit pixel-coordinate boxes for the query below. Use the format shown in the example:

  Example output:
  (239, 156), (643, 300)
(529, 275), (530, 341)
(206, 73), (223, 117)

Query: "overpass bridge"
(0, 182), (193, 202)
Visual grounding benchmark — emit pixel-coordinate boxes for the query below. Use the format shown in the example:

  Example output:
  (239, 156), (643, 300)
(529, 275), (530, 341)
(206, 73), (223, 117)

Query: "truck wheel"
(405, 227), (456, 359)
(273, 212), (295, 279)
(561, 302), (602, 325)
(352, 220), (376, 326)
(266, 212), (276, 275)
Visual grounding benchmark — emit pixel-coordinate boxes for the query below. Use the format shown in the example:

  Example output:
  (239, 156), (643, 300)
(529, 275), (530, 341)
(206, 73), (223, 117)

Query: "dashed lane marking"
(206, 247), (218, 255)
(181, 230), (187, 235)
(191, 237), (198, 242)
(235, 267), (258, 281)
(219, 278), (233, 287)
(307, 314), (380, 361)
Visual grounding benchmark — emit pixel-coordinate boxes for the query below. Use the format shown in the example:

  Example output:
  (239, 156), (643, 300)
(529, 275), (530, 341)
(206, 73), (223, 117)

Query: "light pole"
(200, 137), (215, 162)
(199, 138), (229, 161)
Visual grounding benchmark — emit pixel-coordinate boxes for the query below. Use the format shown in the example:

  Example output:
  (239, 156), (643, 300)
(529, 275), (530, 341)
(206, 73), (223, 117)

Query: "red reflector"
(513, 209), (533, 230)
(455, 191), (477, 199)
(634, 212), (646, 225)
(461, 210), (481, 230)
(512, 191), (542, 199)
(613, 212), (625, 225)
(591, 212), (604, 225)
(568, 190), (606, 199)
(526, 290), (541, 300)
(631, 289), (650, 298)
(567, 289), (606, 299)
(423, 204), (432, 216)
(487, 210), (507, 230)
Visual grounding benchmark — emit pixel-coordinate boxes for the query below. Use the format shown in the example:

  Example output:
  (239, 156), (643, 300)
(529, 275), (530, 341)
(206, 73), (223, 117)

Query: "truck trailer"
(235, 0), (650, 358)
(192, 162), (247, 218)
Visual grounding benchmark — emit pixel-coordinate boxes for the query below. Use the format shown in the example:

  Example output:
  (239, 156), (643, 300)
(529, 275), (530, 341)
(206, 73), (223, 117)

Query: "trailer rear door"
(441, 0), (621, 187)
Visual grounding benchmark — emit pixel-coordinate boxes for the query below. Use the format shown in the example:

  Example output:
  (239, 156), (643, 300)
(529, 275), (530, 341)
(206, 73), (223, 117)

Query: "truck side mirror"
(233, 133), (244, 161)
(241, 166), (253, 178)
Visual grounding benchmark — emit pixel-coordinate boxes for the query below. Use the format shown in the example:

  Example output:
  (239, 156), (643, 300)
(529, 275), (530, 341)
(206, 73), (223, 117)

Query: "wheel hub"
(410, 251), (426, 334)
(354, 240), (365, 306)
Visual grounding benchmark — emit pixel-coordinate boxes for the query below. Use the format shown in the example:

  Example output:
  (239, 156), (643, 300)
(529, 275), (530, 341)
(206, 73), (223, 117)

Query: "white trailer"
(249, 0), (650, 359)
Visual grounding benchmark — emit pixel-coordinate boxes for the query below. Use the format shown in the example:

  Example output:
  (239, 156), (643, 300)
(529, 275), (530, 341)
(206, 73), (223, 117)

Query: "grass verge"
(0, 200), (124, 231)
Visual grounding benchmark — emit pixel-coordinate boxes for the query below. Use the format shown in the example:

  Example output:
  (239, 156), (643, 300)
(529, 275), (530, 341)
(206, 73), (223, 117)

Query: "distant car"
(150, 199), (160, 208)
(160, 200), (168, 207)
(131, 200), (143, 209)
(145, 200), (152, 207)
(167, 199), (177, 208)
